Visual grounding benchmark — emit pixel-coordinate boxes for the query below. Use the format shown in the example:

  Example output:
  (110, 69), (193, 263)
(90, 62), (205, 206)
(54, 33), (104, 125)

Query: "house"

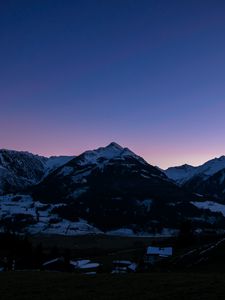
(112, 260), (137, 274)
(71, 259), (100, 274)
(42, 258), (100, 274)
(42, 257), (75, 272)
(144, 246), (173, 264)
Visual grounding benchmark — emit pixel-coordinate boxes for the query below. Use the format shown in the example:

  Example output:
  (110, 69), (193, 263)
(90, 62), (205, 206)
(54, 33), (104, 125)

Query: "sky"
(1, 0), (225, 168)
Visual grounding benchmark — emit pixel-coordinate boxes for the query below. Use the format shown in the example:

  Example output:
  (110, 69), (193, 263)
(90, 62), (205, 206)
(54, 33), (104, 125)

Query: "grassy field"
(29, 234), (176, 271)
(1, 271), (225, 300)
(31, 234), (171, 251)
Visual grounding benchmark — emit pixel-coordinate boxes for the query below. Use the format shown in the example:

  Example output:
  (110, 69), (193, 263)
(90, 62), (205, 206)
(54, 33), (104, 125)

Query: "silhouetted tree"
(64, 248), (72, 272)
(50, 245), (59, 258)
(177, 220), (195, 247)
(34, 243), (43, 269)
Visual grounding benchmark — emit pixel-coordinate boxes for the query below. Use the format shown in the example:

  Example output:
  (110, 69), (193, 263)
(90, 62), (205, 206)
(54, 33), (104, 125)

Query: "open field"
(29, 234), (175, 268)
(1, 271), (225, 300)
(31, 234), (172, 251)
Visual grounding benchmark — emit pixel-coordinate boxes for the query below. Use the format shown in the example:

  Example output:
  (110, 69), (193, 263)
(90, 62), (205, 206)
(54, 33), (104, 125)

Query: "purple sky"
(1, 0), (225, 168)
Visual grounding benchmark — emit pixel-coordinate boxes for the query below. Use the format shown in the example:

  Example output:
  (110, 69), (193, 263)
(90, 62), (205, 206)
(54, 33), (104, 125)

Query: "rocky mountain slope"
(185, 168), (225, 201)
(165, 156), (225, 185)
(0, 149), (74, 195)
(165, 156), (225, 201)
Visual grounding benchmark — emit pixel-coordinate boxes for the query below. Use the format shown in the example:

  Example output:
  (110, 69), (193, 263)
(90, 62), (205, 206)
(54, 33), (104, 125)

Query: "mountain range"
(1, 143), (225, 236)
(165, 156), (225, 200)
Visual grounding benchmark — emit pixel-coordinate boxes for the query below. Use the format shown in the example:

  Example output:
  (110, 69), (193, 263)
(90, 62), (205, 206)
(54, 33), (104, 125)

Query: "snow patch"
(0, 194), (102, 236)
(192, 201), (225, 217)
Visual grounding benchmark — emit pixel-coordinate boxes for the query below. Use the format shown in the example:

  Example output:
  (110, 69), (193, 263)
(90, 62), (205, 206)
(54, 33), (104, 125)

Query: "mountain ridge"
(0, 149), (75, 195)
(165, 156), (225, 183)
(31, 143), (215, 231)
(1, 143), (225, 235)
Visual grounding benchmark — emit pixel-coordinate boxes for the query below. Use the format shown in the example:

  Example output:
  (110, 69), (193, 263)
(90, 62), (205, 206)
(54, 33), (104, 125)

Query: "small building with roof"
(144, 246), (173, 264)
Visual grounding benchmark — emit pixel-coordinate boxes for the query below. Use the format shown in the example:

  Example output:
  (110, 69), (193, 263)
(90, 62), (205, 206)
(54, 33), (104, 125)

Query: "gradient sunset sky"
(1, 0), (225, 168)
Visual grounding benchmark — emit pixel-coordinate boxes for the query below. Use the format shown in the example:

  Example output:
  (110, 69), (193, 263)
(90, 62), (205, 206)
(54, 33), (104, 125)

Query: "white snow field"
(0, 194), (101, 235)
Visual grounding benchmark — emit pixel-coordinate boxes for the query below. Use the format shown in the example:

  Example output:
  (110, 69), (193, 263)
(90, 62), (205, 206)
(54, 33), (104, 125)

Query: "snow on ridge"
(165, 164), (196, 184)
(79, 143), (124, 165)
(0, 143), (153, 195)
(192, 201), (225, 217)
(44, 156), (75, 174)
(0, 148), (75, 183)
(191, 156), (225, 179)
(78, 142), (147, 167)
(165, 156), (225, 184)
(120, 147), (148, 164)
(0, 148), (46, 160)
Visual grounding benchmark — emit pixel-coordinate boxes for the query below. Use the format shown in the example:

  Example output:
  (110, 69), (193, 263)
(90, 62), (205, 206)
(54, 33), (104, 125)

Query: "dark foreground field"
(1, 272), (225, 300)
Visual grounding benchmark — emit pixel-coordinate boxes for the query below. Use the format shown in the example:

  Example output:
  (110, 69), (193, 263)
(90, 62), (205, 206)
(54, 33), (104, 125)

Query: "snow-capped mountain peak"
(78, 142), (142, 166)
(106, 142), (123, 150)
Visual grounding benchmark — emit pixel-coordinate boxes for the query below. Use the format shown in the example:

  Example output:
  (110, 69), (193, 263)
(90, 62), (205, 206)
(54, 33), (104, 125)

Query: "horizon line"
(1, 142), (225, 170)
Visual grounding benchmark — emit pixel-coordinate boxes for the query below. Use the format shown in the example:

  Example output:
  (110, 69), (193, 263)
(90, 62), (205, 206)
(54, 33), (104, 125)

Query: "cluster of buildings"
(0, 245), (173, 273)
(41, 246), (173, 274)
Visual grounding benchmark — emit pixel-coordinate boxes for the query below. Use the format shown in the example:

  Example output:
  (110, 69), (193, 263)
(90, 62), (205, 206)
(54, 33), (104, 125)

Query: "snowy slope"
(44, 155), (75, 176)
(187, 168), (225, 201)
(0, 150), (46, 194)
(191, 201), (225, 217)
(194, 156), (225, 177)
(48, 142), (158, 190)
(165, 156), (225, 184)
(0, 143), (144, 195)
(1, 193), (225, 236)
(0, 149), (75, 195)
(0, 194), (101, 235)
(165, 164), (195, 184)
(78, 142), (148, 166)
(33, 141), (169, 203)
